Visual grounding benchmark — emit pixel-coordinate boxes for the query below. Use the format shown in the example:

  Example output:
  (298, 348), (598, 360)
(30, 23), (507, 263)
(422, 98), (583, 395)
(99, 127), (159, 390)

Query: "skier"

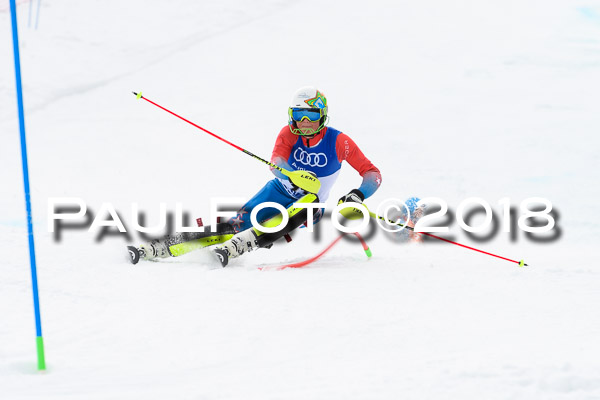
(127, 86), (382, 266)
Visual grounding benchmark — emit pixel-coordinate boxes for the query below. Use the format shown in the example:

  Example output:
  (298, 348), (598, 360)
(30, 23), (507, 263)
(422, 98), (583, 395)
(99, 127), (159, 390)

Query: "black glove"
(338, 189), (365, 205)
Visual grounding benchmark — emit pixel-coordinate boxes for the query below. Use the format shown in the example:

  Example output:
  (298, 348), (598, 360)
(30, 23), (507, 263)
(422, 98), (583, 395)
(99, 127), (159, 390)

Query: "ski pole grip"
(284, 169), (321, 194)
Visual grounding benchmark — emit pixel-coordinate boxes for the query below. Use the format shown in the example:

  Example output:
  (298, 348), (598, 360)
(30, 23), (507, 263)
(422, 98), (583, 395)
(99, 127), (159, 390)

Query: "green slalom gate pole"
(9, 0), (46, 371)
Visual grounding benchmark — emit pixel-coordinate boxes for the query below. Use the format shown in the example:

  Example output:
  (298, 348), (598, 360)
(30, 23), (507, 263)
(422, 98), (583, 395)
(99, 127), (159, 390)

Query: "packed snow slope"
(1, 1), (599, 399)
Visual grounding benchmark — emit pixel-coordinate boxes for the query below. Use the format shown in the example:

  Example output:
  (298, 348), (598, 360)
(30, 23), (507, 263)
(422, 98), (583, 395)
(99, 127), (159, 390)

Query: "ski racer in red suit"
(211, 86), (382, 266)
(128, 87), (381, 266)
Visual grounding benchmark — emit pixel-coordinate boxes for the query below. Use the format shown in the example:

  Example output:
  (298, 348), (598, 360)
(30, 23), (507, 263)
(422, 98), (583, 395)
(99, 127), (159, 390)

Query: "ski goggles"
(289, 108), (323, 122)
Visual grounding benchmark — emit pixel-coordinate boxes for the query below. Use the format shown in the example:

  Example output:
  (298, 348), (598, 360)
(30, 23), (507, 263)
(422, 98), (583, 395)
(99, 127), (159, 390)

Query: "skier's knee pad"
(253, 193), (320, 248)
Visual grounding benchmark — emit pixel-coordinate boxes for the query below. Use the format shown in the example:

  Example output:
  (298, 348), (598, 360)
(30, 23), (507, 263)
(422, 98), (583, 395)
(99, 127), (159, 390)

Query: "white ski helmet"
(288, 86), (328, 136)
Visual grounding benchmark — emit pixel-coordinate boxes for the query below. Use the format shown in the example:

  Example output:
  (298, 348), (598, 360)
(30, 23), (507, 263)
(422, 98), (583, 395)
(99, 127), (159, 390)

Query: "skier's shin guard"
(252, 193), (320, 249)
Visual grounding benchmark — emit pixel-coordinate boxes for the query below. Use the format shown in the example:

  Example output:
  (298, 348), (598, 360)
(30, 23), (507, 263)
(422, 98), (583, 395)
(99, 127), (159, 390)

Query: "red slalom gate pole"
(260, 232), (371, 271)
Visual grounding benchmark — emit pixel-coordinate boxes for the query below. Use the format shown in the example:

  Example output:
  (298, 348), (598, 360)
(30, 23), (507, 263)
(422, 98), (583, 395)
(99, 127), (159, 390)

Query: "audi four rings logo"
(293, 148), (328, 167)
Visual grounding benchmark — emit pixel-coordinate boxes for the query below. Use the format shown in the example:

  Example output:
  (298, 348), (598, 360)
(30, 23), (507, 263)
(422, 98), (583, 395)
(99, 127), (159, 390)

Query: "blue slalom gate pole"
(9, 0), (46, 371)
(35, 0), (41, 30)
(28, 0), (33, 28)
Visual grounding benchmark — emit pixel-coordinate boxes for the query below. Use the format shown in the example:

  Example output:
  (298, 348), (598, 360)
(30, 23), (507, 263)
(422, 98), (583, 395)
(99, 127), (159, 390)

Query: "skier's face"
(296, 118), (320, 136)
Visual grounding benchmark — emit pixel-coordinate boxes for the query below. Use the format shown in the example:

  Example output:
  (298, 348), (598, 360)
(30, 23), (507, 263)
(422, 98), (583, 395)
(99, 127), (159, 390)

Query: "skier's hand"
(288, 171), (317, 193)
(338, 189), (365, 205)
(288, 177), (301, 192)
(288, 177), (309, 196)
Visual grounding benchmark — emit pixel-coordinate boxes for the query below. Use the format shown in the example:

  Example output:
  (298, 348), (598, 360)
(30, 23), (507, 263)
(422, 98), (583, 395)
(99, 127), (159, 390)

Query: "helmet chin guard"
(289, 116), (329, 136)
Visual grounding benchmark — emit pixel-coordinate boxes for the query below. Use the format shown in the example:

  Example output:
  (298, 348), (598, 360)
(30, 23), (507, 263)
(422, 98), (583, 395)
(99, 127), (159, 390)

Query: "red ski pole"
(368, 209), (528, 267)
(132, 91), (321, 194)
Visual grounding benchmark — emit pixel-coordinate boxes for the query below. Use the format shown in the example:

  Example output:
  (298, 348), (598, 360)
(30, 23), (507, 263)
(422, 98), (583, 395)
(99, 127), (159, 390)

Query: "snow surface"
(1, 0), (600, 399)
